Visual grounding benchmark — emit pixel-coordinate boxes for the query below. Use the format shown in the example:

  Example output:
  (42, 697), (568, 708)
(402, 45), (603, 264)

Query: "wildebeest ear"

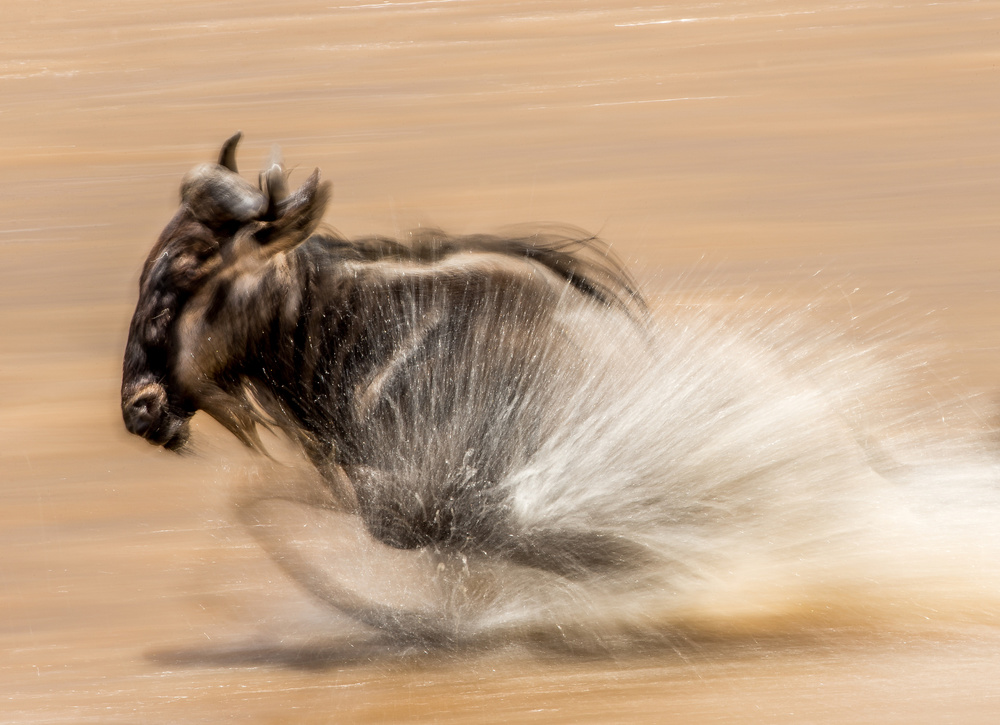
(252, 169), (331, 254)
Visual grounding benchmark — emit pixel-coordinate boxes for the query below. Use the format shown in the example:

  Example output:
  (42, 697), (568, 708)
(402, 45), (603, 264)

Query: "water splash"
(239, 279), (1000, 653)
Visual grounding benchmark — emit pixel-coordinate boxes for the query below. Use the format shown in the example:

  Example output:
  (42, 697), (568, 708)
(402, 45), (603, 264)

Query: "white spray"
(240, 280), (1000, 652)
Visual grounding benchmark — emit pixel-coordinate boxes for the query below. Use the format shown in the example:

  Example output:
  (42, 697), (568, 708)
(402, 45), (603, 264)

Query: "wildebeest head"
(121, 133), (330, 450)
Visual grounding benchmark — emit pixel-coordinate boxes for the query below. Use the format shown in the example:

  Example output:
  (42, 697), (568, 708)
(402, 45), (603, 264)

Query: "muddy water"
(2, 1), (1000, 722)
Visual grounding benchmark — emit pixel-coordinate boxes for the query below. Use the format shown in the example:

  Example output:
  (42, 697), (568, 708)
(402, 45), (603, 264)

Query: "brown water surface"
(2, 1), (1000, 722)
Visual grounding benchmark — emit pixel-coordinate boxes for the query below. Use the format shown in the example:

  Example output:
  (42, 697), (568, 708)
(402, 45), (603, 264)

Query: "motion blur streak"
(2, 1), (1000, 723)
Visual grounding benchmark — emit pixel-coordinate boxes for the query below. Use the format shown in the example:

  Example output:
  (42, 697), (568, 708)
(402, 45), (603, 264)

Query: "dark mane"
(311, 226), (648, 320)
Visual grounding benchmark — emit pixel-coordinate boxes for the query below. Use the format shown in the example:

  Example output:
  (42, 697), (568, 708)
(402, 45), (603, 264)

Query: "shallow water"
(3, 0), (1000, 722)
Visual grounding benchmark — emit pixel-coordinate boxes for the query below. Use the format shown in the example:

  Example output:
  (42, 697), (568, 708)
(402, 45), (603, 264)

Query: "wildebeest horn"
(181, 163), (266, 223)
(179, 133), (267, 223)
(259, 144), (288, 220)
(218, 131), (242, 173)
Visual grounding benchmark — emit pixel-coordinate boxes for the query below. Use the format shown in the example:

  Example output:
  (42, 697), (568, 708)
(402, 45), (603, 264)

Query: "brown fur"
(122, 136), (647, 572)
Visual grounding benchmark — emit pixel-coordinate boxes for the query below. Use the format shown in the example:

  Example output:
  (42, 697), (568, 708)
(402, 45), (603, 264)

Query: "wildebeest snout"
(122, 382), (189, 450)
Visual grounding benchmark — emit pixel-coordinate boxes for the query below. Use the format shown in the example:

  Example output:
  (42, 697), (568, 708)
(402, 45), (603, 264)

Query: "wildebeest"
(124, 135), (1000, 651)
(122, 133), (661, 641)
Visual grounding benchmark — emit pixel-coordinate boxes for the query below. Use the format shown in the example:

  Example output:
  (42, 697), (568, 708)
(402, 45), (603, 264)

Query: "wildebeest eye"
(171, 240), (220, 287)
(172, 251), (204, 283)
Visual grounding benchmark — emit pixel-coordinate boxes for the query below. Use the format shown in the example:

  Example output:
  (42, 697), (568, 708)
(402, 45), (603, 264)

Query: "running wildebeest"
(122, 133), (659, 642)
(123, 135), (1000, 652)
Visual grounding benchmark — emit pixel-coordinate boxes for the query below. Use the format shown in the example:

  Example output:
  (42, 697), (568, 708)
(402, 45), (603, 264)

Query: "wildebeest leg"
(506, 528), (655, 579)
(343, 463), (652, 579)
(235, 463), (459, 644)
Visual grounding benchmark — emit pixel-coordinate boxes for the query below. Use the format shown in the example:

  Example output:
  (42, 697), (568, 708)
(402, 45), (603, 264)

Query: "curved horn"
(181, 164), (266, 223)
(218, 131), (243, 173)
(259, 144), (289, 220)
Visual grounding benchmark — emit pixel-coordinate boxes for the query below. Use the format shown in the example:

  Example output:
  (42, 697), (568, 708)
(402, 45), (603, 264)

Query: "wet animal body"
(122, 135), (655, 633)
(123, 135), (1000, 648)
